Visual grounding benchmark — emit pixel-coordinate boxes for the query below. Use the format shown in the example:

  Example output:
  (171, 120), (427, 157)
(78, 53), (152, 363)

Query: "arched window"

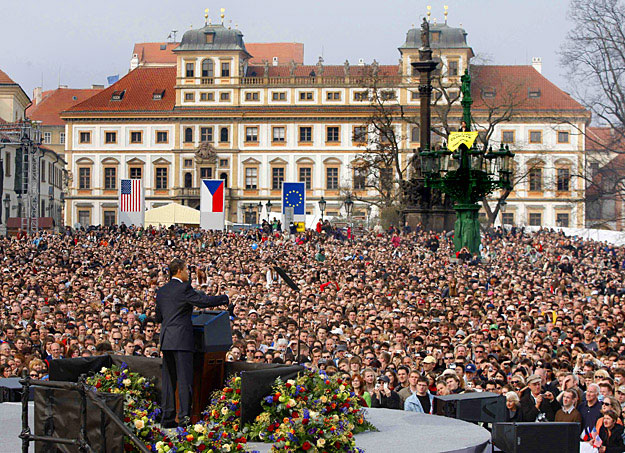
(220, 127), (229, 143)
(220, 172), (228, 187)
(184, 172), (193, 188)
(411, 126), (420, 142)
(201, 59), (214, 78)
(184, 127), (193, 143)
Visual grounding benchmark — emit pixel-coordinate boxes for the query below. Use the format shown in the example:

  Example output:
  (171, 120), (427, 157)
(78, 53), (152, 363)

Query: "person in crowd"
(350, 373), (371, 408)
(596, 410), (625, 453)
(505, 391), (523, 422)
(555, 389), (582, 424)
(371, 375), (401, 409)
(580, 384), (604, 434)
(405, 376), (434, 414)
(519, 374), (560, 421)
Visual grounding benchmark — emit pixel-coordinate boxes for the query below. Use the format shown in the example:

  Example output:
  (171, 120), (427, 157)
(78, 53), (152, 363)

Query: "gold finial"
(204, 8), (209, 25)
(228, 19), (232, 29)
(433, 17), (437, 25)
(426, 5), (431, 20)
(444, 5), (448, 23)
(220, 7), (225, 24)
(209, 18), (212, 24)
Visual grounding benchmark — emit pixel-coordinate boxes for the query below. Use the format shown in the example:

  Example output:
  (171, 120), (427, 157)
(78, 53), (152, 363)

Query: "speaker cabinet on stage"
(492, 422), (580, 453)
(190, 311), (233, 423)
(435, 392), (506, 423)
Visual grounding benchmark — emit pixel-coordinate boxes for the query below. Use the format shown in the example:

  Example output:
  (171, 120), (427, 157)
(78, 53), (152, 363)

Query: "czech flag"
(201, 180), (224, 213)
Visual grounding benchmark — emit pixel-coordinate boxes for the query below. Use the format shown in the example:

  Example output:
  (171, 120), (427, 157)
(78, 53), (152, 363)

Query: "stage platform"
(1, 402), (34, 452)
(248, 408), (492, 453)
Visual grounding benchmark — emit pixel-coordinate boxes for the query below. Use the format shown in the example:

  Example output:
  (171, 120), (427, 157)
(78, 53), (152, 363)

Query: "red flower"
(302, 418), (309, 425)
(302, 441), (312, 450)
(291, 411), (299, 419)
(198, 445), (206, 451)
(207, 432), (214, 439)
(273, 395), (279, 402)
(235, 410), (241, 417)
(235, 389), (241, 394)
(95, 381), (102, 388)
(285, 382), (292, 388)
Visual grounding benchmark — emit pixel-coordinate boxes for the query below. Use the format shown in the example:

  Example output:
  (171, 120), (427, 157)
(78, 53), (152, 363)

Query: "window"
(79, 167), (91, 189)
(557, 131), (570, 144)
(245, 167), (258, 189)
(528, 88), (541, 98)
(130, 131), (142, 144)
(153, 90), (165, 100)
(184, 127), (194, 143)
(272, 167), (284, 190)
(41, 200), (45, 216)
(219, 92), (230, 101)
(156, 131), (168, 143)
(353, 91), (368, 101)
(221, 62), (230, 77)
(245, 127), (258, 142)
(380, 90), (396, 100)
(184, 159), (193, 168)
(353, 127), (367, 143)
(79, 131), (91, 143)
(219, 127), (229, 143)
(299, 91), (313, 101)
(529, 130), (542, 144)
(200, 127), (213, 142)
(200, 167), (212, 179)
(299, 127), (312, 142)
(185, 62), (195, 77)
(501, 212), (514, 225)
(326, 91), (341, 101)
(43, 132), (52, 144)
(4, 153), (10, 176)
(556, 212), (570, 227)
(326, 167), (339, 189)
(299, 167), (312, 190)
(272, 92), (287, 101)
(201, 59), (214, 77)
(411, 91), (419, 100)
(529, 168), (542, 191)
(60, 132), (65, 145)
(40, 161), (46, 182)
(184, 92), (195, 102)
(184, 172), (193, 188)
(103, 211), (116, 227)
(411, 126), (420, 142)
(557, 168), (570, 191)
(245, 91), (260, 101)
(129, 167), (142, 180)
(502, 131), (515, 144)
(78, 210), (90, 227)
(272, 127), (286, 143)
(200, 92), (214, 101)
(155, 167), (168, 190)
(481, 87), (496, 98)
(104, 167), (117, 190)
(104, 132), (117, 144)
(528, 212), (542, 226)
(448, 60), (459, 77)
(354, 168), (366, 190)
(219, 159), (229, 168)
(326, 126), (340, 142)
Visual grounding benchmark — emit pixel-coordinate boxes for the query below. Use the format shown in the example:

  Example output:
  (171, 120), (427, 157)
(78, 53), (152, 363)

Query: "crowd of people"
(2, 222), (625, 450)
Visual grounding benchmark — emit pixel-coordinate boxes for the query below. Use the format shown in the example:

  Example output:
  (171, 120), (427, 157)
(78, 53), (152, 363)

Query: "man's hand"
(535, 394), (543, 408)
(543, 391), (554, 401)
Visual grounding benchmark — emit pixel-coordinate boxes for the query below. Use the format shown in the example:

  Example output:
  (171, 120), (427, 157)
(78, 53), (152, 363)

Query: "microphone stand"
(273, 266), (301, 364)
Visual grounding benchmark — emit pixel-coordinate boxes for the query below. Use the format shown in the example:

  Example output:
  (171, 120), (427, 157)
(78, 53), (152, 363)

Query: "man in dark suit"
(519, 374), (560, 422)
(156, 258), (233, 428)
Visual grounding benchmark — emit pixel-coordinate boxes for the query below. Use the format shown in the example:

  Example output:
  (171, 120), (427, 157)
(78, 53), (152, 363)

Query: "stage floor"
(248, 408), (492, 453)
(1, 402), (34, 452)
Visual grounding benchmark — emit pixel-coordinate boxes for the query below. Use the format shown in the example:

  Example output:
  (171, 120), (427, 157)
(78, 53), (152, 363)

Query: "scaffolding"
(0, 120), (41, 234)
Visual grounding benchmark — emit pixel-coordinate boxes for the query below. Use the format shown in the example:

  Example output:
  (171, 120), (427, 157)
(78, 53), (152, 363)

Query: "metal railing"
(19, 372), (150, 453)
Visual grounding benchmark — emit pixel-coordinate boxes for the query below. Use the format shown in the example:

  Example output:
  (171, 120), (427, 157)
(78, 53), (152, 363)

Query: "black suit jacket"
(519, 389), (559, 422)
(156, 279), (229, 351)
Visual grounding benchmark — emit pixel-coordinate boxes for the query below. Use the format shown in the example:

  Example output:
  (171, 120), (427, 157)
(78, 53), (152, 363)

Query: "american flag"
(120, 179), (142, 212)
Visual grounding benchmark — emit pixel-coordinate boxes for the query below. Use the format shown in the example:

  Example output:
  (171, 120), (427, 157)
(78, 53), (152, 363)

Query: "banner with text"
(448, 131), (479, 151)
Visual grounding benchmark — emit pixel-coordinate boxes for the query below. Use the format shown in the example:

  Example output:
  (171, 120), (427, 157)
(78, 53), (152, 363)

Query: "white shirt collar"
(562, 405), (575, 414)
(172, 277), (183, 283)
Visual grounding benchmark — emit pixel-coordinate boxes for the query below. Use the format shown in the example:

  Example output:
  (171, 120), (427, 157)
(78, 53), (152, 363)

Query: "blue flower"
(264, 396), (274, 404)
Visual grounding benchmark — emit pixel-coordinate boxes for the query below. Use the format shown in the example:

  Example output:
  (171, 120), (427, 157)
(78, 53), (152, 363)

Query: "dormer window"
(481, 87), (496, 98)
(205, 33), (214, 44)
(528, 88), (541, 98)
(160, 44), (167, 50)
(111, 90), (125, 101)
(153, 89), (165, 100)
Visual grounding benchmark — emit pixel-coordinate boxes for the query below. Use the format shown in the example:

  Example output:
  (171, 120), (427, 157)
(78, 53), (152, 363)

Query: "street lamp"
(318, 196), (326, 221)
(265, 199), (273, 221)
(344, 194), (354, 223)
(3, 194), (10, 224)
(419, 69), (515, 254)
(257, 201), (263, 223)
(366, 204), (372, 229)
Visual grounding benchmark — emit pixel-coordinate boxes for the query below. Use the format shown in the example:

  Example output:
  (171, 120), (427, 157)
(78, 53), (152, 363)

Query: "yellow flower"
(123, 379), (131, 387)
(221, 407), (229, 415)
(222, 444), (231, 452)
(320, 396), (327, 403)
(134, 419), (144, 429)
(288, 399), (296, 407)
(100, 367), (108, 373)
(317, 439), (326, 448)
(194, 424), (205, 433)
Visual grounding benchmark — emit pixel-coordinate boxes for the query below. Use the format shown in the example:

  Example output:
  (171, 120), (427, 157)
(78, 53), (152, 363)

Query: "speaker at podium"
(189, 310), (233, 423)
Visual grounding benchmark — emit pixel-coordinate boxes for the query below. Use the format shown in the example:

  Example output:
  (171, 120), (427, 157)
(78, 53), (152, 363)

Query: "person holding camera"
(519, 374), (560, 421)
(371, 375), (401, 410)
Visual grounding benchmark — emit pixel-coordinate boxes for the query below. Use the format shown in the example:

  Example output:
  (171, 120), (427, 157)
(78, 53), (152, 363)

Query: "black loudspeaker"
(0, 377), (34, 402)
(435, 392), (506, 423)
(492, 422), (580, 453)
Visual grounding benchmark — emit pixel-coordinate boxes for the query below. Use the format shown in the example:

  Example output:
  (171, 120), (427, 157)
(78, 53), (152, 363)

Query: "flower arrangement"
(87, 365), (373, 453)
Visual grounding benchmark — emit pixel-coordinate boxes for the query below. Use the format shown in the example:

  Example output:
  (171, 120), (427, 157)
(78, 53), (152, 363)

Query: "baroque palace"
(60, 17), (589, 228)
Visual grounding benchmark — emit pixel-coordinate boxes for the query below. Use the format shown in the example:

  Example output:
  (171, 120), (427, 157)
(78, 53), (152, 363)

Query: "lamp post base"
(453, 203), (481, 254)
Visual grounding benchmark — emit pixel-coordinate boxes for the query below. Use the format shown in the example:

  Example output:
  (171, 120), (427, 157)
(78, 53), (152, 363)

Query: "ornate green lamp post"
(420, 70), (514, 254)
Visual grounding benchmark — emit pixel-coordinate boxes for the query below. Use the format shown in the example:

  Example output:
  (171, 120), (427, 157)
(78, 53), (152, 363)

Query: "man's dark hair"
(168, 259), (186, 278)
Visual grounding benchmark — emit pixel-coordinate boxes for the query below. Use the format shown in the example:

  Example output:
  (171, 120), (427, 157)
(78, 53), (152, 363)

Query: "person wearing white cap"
(519, 374), (559, 421)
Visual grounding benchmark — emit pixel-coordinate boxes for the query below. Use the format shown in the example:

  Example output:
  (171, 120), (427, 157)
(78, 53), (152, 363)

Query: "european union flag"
(107, 74), (119, 85)
(282, 182), (306, 215)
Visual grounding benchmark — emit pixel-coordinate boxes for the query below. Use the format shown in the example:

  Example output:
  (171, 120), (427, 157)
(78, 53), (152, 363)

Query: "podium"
(190, 311), (233, 423)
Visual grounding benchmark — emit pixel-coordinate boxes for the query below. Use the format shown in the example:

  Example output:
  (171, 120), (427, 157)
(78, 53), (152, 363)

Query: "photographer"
(371, 375), (401, 410)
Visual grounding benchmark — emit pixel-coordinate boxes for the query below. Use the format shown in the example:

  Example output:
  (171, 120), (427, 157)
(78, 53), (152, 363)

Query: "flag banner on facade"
(118, 179), (144, 227)
(107, 74), (119, 85)
(200, 179), (225, 230)
(282, 182), (306, 223)
(447, 131), (479, 151)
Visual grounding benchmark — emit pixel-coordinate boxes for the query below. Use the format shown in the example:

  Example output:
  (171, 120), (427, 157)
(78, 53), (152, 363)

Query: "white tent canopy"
(145, 203), (199, 227)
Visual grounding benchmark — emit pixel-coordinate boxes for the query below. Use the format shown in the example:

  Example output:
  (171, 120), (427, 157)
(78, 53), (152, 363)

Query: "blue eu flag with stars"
(282, 182), (306, 215)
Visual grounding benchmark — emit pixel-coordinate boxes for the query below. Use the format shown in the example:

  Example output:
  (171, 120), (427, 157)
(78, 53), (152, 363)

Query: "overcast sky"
(2, 0), (574, 98)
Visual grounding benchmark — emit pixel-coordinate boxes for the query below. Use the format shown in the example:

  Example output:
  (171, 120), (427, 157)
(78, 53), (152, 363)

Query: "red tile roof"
(471, 65), (587, 113)
(64, 67), (176, 113)
(585, 127), (625, 151)
(132, 42), (179, 65)
(0, 69), (17, 85)
(27, 87), (104, 125)
(246, 43), (304, 65)
(246, 64), (399, 78)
